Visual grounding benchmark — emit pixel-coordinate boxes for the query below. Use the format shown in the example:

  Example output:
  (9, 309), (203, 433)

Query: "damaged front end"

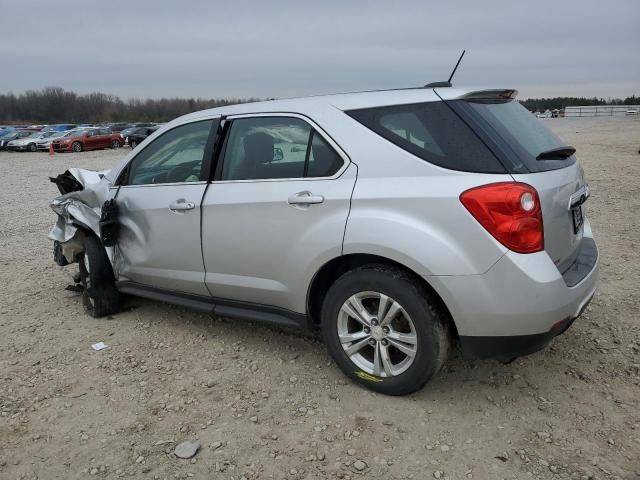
(49, 168), (117, 266)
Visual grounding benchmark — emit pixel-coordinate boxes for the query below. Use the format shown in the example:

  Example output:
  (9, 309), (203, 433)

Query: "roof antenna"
(425, 49), (466, 88)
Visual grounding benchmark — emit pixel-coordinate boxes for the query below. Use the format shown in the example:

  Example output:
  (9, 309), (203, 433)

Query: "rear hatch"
(444, 92), (587, 268)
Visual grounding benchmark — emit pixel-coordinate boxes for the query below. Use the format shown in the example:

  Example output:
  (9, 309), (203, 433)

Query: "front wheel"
(111, 140), (121, 149)
(78, 235), (120, 318)
(28, 143), (37, 152)
(72, 141), (82, 153)
(321, 265), (450, 395)
(129, 139), (137, 149)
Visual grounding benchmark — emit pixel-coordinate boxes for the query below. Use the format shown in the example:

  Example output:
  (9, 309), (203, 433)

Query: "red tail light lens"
(460, 182), (544, 253)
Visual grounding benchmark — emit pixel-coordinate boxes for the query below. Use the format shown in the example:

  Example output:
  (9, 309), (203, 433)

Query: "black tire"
(111, 140), (121, 149)
(130, 140), (137, 149)
(78, 234), (120, 318)
(321, 265), (450, 395)
(28, 143), (37, 152)
(72, 142), (82, 153)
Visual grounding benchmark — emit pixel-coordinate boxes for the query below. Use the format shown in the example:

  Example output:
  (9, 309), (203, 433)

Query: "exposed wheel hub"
(371, 325), (384, 341)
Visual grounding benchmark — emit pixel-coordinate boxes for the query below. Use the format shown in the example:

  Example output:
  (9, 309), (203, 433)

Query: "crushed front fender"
(48, 168), (112, 247)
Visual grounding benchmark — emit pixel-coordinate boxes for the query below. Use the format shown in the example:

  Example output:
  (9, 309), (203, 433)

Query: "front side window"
(221, 117), (343, 181)
(126, 120), (213, 185)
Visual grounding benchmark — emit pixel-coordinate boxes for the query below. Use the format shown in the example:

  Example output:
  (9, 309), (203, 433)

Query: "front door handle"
(288, 191), (325, 205)
(169, 199), (196, 212)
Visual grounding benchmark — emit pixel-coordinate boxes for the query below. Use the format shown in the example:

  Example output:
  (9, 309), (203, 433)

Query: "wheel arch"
(306, 253), (459, 339)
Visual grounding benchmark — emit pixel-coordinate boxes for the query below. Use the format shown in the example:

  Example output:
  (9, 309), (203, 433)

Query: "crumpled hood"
(49, 168), (113, 243)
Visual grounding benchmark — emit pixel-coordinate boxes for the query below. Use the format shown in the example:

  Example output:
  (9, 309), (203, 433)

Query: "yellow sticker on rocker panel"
(354, 371), (383, 383)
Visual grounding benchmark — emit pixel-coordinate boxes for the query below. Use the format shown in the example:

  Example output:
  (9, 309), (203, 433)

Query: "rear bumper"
(459, 297), (592, 359)
(429, 220), (599, 359)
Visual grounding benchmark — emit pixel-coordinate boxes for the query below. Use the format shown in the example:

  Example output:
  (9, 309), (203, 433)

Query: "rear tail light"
(460, 182), (544, 253)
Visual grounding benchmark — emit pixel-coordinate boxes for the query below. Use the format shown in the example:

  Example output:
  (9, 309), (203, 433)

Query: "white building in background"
(564, 105), (640, 117)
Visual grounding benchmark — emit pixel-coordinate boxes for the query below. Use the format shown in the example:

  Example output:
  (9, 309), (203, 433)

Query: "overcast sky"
(1, 0), (638, 100)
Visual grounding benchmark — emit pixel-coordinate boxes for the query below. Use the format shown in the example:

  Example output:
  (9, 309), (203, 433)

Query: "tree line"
(0, 87), (258, 124)
(520, 95), (639, 113)
(1, 87), (638, 124)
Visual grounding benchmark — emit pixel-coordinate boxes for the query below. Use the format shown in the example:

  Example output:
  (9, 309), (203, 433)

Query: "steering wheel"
(166, 162), (199, 183)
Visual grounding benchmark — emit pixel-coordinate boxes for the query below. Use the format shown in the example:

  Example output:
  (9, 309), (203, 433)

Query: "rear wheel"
(72, 142), (82, 153)
(321, 265), (450, 395)
(78, 235), (120, 318)
(111, 140), (121, 149)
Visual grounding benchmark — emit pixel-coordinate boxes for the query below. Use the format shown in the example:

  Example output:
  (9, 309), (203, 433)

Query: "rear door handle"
(169, 199), (196, 212)
(288, 191), (325, 205)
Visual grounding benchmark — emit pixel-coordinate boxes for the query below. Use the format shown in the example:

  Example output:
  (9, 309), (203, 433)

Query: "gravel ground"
(0, 117), (639, 480)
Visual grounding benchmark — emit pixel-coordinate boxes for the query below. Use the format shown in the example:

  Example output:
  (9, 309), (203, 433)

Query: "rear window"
(346, 102), (506, 173)
(450, 100), (575, 173)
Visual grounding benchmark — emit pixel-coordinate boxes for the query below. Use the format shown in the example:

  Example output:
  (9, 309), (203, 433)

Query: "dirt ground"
(1, 117), (639, 480)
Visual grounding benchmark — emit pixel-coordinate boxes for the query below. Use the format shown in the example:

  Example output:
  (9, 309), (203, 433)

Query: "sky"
(1, 0), (638, 100)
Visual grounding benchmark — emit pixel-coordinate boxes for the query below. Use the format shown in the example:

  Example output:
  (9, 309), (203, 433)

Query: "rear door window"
(220, 116), (344, 180)
(346, 102), (506, 173)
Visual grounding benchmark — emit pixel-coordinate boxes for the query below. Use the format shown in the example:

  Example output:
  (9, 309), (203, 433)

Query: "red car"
(52, 127), (122, 153)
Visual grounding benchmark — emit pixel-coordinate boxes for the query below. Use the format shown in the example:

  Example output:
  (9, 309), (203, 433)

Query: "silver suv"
(49, 87), (598, 395)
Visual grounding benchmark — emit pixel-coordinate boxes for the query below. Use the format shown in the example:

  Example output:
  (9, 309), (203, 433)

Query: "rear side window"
(451, 100), (576, 173)
(346, 102), (505, 173)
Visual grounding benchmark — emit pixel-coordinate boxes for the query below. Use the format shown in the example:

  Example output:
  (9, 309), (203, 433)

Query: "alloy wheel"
(337, 291), (417, 377)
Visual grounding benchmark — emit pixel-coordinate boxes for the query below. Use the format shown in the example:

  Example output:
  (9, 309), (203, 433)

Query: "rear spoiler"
(458, 89), (518, 102)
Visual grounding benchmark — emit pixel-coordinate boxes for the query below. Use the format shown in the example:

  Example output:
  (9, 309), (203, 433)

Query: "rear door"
(201, 113), (355, 312)
(98, 128), (112, 148)
(113, 118), (218, 295)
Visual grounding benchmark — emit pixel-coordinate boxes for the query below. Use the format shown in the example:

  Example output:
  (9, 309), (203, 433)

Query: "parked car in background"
(40, 128), (89, 151)
(51, 127), (123, 152)
(106, 123), (133, 133)
(35, 131), (70, 151)
(6, 130), (60, 152)
(0, 129), (33, 150)
(125, 125), (161, 148)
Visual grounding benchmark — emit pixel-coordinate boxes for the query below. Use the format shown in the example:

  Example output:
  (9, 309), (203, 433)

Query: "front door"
(113, 118), (218, 296)
(201, 114), (356, 313)
(84, 129), (99, 149)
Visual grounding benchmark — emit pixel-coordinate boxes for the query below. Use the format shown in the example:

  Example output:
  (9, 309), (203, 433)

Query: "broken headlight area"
(48, 167), (116, 265)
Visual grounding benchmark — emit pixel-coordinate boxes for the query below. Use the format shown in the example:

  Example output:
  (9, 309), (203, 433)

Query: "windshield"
(63, 129), (85, 137)
(451, 99), (575, 173)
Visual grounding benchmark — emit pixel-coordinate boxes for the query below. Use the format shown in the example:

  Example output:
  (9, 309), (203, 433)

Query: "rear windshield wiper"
(536, 146), (576, 161)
